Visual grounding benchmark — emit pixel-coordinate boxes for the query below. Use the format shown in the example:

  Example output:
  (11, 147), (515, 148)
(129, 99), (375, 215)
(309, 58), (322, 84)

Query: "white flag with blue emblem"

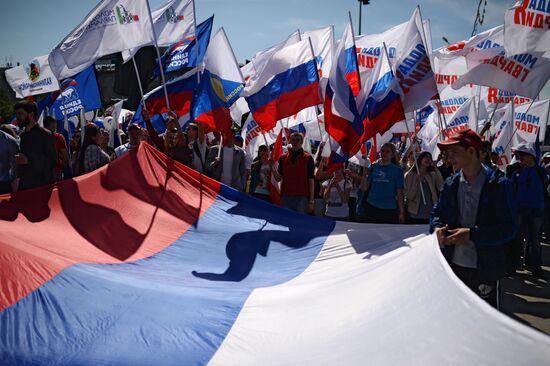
(49, 0), (154, 78)
(5, 55), (59, 98)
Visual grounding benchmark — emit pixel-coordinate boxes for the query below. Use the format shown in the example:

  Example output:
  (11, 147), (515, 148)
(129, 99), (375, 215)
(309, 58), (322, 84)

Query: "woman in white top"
(321, 166), (351, 221)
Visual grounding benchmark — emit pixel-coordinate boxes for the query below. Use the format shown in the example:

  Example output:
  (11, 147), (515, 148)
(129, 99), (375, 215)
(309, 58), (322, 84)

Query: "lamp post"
(358, 0), (371, 35)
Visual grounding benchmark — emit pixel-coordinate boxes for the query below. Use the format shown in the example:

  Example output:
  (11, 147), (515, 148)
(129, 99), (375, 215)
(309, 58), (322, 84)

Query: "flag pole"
(417, 5), (448, 133)
(131, 56), (146, 111)
(80, 106), (86, 146)
(347, 11), (361, 91)
(306, 34), (326, 145)
(145, 0), (171, 112)
(192, 0), (201, 84)
(217, 134), (223, 159)
(476, 86), (482, 133)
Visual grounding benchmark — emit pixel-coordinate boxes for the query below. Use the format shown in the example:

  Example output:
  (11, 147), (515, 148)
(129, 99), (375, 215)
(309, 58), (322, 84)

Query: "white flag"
(492, 103), (515, 170)
(48, 47), (93, 80)
(244, 30), (301, 87)
(122, 0), (195, 62)
(513, 99), (550, 145)
(355, 21), (407, 88)
(432, 52), (475, 122)
(452, 49), (550, 99)
(441, 97), (478, 137)
(394, 8), (438, 112)
(5, 55), (59, 98)
(418, 113), (441, 155)
(438, 25), (504, 64)
(302, 26), (334, 80)
(505, 1), (550, 57)
(280, 107), (318, 130)
(50, 0), (154, 77)
(241, 114), (277, 168)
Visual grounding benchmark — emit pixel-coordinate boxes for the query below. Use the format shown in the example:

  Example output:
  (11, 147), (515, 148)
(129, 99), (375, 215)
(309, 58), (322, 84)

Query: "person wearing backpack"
(511, 143), (548, 279)
(430, 129), (517, 306)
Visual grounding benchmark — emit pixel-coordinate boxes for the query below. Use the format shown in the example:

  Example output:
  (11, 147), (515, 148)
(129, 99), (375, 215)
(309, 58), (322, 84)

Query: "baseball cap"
(512, 142), (536, 157)
(437, 128), (483, 151)
(542, 152), (550, 159)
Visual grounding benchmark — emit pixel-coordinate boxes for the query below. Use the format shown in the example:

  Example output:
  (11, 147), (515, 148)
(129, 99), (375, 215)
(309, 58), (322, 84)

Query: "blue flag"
(152, 16), (214, 79)
(38, 65), (102, 121)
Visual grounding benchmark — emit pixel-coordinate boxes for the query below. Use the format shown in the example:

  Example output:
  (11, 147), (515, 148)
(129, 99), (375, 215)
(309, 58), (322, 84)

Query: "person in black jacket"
(430, 129), (517, 306)
(14, 101), (56, 191)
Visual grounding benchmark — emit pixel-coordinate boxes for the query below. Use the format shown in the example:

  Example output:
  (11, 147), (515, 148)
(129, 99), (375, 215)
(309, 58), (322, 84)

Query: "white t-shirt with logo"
(322, 179), (350, 218)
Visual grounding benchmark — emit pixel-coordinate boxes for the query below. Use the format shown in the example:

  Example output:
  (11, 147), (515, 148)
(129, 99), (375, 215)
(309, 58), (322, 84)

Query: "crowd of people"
(1, 100), (549, 306)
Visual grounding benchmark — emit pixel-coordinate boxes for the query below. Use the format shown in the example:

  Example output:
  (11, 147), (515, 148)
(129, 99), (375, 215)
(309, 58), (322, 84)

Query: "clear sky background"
(1, 0), (547, 96)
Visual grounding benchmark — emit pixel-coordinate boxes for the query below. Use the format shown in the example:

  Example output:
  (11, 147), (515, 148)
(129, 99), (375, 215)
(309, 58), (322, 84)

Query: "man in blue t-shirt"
(511, 143), (548, 279)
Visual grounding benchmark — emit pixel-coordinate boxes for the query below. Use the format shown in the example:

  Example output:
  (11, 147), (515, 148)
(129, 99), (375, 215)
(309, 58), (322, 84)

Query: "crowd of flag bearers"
(1, 0), (550, 308)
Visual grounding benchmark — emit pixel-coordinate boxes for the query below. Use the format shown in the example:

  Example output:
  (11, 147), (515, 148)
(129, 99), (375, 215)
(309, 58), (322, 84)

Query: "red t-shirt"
(53, 133), (67, 173)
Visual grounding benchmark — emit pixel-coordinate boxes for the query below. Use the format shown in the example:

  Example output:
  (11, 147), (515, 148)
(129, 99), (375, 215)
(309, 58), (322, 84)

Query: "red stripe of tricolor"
(0, 143), (220, 310)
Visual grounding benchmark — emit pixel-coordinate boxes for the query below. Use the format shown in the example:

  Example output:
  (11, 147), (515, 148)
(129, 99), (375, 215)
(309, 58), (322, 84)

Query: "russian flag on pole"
(358, 45), (405, 142)
(270, 128), (283, 205)
(135, 69), (198, 122)
(323, 17), (363, 161)
(244, 39), (321, 132)
(191, 28), (244, 133)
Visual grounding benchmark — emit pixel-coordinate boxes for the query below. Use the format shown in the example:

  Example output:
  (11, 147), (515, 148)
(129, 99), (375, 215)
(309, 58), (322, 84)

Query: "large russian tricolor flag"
(323, 18), (364, 161)
(1, 142), (550, 365)
(191, 28), (244, 133)
(244, 39), (321, 132)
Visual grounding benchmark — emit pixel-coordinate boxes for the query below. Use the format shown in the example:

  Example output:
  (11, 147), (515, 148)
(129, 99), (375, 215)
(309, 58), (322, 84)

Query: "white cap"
(512, 142), (536, 157)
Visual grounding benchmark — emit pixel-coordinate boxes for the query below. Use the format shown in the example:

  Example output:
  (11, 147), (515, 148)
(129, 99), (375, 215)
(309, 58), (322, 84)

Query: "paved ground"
(500, 242), (550, 335)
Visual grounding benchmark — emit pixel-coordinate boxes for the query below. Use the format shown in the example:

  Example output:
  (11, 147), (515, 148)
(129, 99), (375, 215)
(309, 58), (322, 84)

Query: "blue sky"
(0, 0), (515, 65)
